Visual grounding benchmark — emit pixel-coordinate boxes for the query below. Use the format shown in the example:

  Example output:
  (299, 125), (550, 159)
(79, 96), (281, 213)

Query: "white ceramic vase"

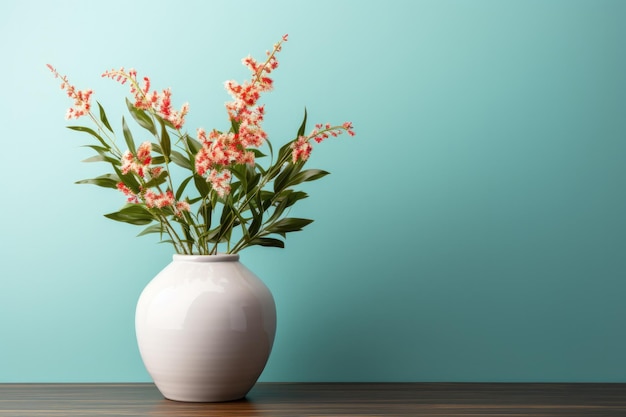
(135, 254), (276, 402)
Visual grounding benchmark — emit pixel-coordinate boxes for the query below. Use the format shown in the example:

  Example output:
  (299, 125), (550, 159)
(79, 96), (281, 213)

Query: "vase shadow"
(149, 396), (261, 416)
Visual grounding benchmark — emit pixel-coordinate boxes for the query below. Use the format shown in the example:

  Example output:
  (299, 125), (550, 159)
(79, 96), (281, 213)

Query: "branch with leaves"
(48, 35), (355, 255)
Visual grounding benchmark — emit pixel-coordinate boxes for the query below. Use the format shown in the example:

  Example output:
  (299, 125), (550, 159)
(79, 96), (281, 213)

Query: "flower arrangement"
(48, 35), (355, 255)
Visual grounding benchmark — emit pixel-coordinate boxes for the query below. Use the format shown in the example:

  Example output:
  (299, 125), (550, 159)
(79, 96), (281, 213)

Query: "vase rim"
(173, 253), (240, 263)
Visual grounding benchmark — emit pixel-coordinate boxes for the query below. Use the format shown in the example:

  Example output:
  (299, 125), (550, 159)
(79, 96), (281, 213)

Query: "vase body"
(135, 254), (276, 402)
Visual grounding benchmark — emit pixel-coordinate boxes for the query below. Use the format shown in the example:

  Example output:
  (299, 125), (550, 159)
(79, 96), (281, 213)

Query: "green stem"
(158, 213), (188, 254)
(87, 113), (123, 158)
(224, 145), (293, 253)
(252, 37), (287, 85)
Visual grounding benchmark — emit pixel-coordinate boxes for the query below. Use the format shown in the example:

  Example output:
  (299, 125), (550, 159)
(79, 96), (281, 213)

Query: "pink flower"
(158, 88), (172, 117)
(50, 35), (360, 256)
(116, 182), (139, 203)
(47, 64), (94, 120)
(194, 130), (244, 176)
(121, 141), (152, 177)
(142, 189), (189, 216)
(291, 136), (313, 163)
(308, 122), (356, 143)
(196, 34), (298, 195)
(289, 121), (356, 162)
(208, 169), (232, 198)
(102, 68), (189, 129)
(176, 201), (191, 213)
(150, 166), (163, 178)
(236, 106), (267, 148)
(225, 80), (262, 107)
(195, 148), (212, 177)
(121, 150), (136, 175)
(144, 190), (175, 209)
(136, 141), (152, 165)
(167, 102), (189, 130)
(197, 128), (208, 145)
(242, 55), (261, 74)
(342, 121), (356, 136)
(219, 33), (288, 150)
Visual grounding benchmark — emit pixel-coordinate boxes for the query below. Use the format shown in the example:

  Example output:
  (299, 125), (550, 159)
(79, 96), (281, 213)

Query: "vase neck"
(172, 254), (240, 263)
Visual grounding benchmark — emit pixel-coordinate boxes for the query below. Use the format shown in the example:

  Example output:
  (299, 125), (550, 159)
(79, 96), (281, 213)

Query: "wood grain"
(0, 383), (625, 416)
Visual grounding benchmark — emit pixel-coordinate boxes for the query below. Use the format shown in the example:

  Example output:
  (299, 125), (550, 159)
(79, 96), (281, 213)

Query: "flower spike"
(102, 68), (189, 129)
(49, 34), (356, 255)
(47, 64), (94, 120)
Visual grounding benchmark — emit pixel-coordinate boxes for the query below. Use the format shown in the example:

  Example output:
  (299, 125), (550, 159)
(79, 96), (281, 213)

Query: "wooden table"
(1, 383), (625, 416)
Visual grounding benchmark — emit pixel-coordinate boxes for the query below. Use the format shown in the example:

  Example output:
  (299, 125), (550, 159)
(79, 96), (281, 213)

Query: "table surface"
(1, 383), (626, 416)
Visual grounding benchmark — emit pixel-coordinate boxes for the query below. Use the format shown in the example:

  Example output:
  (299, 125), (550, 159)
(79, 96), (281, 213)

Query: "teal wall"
(1, 0), (625, 382)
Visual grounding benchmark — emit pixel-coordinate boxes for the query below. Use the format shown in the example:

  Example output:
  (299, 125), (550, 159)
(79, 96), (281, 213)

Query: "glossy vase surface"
(135, 254), (276, 402)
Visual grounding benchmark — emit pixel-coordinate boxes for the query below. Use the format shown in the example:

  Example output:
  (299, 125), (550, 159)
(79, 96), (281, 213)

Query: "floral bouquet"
(48, 35), (355, 255)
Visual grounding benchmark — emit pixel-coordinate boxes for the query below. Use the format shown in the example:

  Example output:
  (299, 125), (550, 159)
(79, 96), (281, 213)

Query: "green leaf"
(126, 97), (156, 135)
(266, 137), (275, 161)
(175, 176), (193, 201)
(159, 118), (171, 159)
(212, 203), (236, 244)
(151, 156), (166, 165)
(113, 165), (140, 194)
(297, 107), (307, 137)
(177, 216), (192, 242)
(171, 150), (192, 169)
(151, 142), (163, 154)
(199, 201), (212, 231)
(249, 148), (266, 158)
(276, 141), (294, 166)
(67, 126), (110, 150)
(266, 190), (307, 224)
(268, 196), (290, 224)
(247, 219), (260, 238)
(287, 169), (330, 187)
(81, 154), (120, 165)
(97, 101), (114, 133)
(273, 163), (296, 193)
(121, 116), (136, 153)
(246, 167), (260, 195)
(143, 171), (169, 189)
(266, 217), (313, 234)
(75, 174), (119, 189)
(81, 144), (111, 155)
(81, 155), (104, 163)
(281, 190), (309, 207)
(184, 134), (203, 154)
(220, 201), (235, 225)
(248, 237), (285, 248)
(193, 174), (210, 198)
(104, 204), (154, 225)
(204, 226), (229, 244)
(137, 223), (163, 237)
(255, 162), (267, 176)
(177, 210), (196, 239)
(260, 190), (274, 212)
(230, 164), (247, 182)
